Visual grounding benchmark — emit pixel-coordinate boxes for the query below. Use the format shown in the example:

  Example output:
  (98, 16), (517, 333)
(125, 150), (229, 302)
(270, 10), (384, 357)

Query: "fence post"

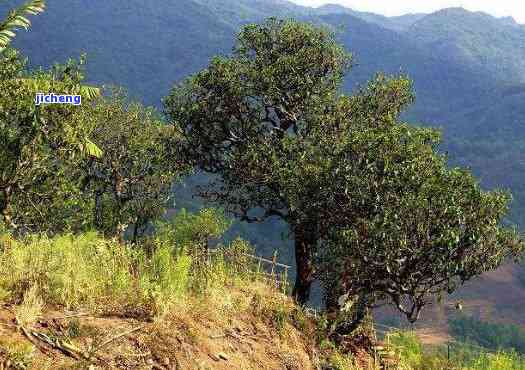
(283, 266), (288, 294)
(271, 251), (277, 276)
(256, 257), (262, 281)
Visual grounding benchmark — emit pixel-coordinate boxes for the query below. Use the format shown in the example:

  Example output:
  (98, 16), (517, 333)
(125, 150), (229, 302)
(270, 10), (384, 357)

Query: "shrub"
(387, 331), (423, 369)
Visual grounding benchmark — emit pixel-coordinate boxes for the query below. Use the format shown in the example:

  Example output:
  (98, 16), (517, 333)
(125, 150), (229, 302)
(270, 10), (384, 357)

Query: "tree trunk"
(0, 186), (15, 229)
(292, 225), (316, 305)
(94, 189), (104, 230)
(132, 222), (139, 244)
(331, 293), (370, 336)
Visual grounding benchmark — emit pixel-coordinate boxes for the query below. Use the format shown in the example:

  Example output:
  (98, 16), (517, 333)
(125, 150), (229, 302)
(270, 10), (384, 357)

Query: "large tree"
(308, 76), (524, 332)
(165, 18), (351, 303)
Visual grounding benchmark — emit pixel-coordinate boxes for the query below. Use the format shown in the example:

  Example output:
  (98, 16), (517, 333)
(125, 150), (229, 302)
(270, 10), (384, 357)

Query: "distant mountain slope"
(2, 0), (236, 105)
(406, 8), (525, 83)
(193, 0), (309, 25)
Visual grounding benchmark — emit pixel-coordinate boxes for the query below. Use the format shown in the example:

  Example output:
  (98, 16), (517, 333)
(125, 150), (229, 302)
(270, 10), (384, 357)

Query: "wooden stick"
(51, 312), (90, 320)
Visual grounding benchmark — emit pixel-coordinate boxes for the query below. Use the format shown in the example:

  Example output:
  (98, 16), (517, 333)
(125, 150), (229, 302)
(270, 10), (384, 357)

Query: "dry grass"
(14, 285), (43, 328)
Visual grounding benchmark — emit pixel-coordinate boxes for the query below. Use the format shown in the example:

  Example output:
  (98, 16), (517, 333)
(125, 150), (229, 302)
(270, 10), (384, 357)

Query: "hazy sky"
(289, 0), (525, 23)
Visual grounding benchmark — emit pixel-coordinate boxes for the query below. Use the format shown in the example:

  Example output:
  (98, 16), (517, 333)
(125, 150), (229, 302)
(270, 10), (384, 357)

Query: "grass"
(14, 285), (43, 328)
(0, 210), (263, 323)
(385, 330), (525, 369)
(0, 337), (35, 369)
(0, 232), (259, 321)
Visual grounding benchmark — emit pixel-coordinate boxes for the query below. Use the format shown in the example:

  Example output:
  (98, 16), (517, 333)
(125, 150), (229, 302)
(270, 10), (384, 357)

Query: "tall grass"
(0, 209), (260, 320)
(0, 232), (249, 318)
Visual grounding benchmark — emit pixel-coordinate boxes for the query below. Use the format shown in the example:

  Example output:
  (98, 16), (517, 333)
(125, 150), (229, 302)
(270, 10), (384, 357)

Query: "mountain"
(1, 0), (237, 106)
(406, 7), (525, 83)
(2, 1), (525, 245)
(315, 3), (426, 31)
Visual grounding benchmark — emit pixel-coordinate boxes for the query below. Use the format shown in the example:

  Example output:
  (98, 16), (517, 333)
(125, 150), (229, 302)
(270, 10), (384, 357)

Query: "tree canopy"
(165, 18), (524, 318)
(165, 18), (352, 303)
(311, 78), (523, 329)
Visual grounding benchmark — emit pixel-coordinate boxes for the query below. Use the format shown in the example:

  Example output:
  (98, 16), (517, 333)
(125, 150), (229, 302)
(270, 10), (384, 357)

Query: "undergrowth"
(0, 209), (261, 321)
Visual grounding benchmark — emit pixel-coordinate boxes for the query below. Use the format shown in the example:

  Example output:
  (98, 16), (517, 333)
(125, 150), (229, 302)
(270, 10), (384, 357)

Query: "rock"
(218, 352), (229, 361)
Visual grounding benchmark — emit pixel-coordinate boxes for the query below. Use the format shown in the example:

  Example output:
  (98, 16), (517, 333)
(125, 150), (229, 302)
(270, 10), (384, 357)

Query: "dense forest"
(1, 0), (525, 368)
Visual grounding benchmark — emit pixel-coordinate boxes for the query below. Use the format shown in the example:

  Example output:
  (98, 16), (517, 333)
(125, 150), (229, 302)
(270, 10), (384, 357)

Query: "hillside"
(0, 233), (385, 369)
(0, 285), (317, 369)
(407, 8), (525, 83)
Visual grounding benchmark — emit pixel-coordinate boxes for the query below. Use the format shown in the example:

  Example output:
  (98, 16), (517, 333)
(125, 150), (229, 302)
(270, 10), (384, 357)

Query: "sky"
(289, 0), (525, 23)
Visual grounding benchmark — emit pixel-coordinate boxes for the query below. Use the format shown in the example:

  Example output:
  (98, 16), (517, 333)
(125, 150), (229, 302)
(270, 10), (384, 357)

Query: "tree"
(0, 50), (100, 231)
(311, 76), (524, 333)
(164, 18), (351, 304)
(77, 89), (191, 241)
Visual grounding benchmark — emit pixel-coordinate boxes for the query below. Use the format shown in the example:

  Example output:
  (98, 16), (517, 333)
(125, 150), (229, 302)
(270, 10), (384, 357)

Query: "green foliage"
(386, 331), (525, 370)
(0, 49), (100, 232)
(0, 0), (45, 52)
(74, 88), (191, 239)
(165, 17), (352, 303)
(313, 74), (523, 324)
(167, 17), (525, 312)
(387, 331), (423, 368)
(156, 208), (231, 252)
(6, 0), (525, 233)
(449, 315), (525, 353)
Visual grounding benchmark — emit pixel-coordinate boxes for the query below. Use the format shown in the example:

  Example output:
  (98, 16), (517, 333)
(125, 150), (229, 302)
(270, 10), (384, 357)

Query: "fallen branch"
(51, 312), (91, 320)
(24, 328), (84, 360)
